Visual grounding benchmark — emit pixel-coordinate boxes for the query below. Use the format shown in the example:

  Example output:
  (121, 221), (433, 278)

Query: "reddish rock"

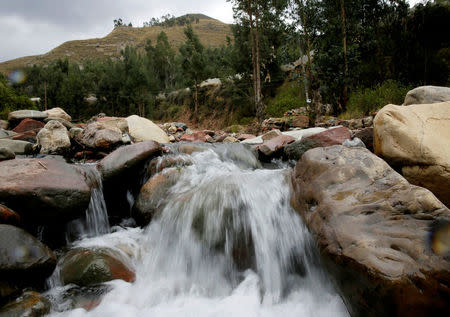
(180, 131), (207, 143)
(12, 130), (37, 143)
(203, 130), (215, 136)
(0, 204), (20, 226)
(262, 129), (282, 141)
(214, 133), (228, 142)
(305, 126), (350, 146)
(291, 115), (310, 128)
(257, 135), (295, 157)
(12, 118), (44, 133)
(236, 134), (256, 141)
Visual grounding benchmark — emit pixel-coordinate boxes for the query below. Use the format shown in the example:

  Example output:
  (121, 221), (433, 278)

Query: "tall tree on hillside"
(146, 32), (176, 92)
(179, 25), (207, 121)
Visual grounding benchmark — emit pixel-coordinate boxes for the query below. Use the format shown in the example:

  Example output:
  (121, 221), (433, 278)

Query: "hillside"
(0, 14), (232, 75)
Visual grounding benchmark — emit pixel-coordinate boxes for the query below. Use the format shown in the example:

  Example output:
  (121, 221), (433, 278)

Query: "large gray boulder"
(404, 85), (450, 105)
(0, 159), (91, 222)
(43, 107), (71, 121)
(0, 139), (33, 155)
(291, 145), (450, 317)
(126, 115), (170, 143)
(76, 122), (122, 150)
(7, 110), (47, 123)
(36, 120), (71, 154)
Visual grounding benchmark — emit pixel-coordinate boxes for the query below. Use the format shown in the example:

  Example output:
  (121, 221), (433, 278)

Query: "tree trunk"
(254, 5), (263, 121)
(193, 82), (199, 122)
(340, 0), (348, 110)
(247, 0), (258, 118)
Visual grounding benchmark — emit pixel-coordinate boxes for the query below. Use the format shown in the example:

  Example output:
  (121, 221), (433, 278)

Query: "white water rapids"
(47, 144), (349, 317)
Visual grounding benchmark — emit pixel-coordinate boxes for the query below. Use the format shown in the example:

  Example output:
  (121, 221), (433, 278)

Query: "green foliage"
(0, 75), (34, 119)
(344, 80), (412, 117)
(265, 81), (306, 117)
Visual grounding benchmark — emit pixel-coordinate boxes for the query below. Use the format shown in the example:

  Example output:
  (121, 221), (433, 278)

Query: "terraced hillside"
(0, 14), (232, 75)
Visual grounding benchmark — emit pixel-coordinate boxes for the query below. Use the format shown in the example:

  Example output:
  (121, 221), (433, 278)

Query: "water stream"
(47, 144), (348, 317)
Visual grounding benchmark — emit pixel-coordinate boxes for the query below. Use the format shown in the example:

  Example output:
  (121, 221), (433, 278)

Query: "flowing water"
(47, 144), (349, 317)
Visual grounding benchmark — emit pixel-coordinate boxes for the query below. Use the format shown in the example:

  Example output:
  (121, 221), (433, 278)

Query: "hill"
(0, 14), (233, 75)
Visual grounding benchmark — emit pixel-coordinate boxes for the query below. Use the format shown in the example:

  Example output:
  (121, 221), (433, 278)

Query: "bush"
(265, 81), (307, 117)
(344, 80), (412, 117)
(0, 76), (35, 119)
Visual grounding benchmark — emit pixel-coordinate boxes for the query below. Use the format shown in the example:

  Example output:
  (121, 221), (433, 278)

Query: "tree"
(114, 18), (123, 28)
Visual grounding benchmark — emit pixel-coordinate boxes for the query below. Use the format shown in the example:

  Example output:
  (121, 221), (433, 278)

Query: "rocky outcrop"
(0, 159), (91, 222)
(76, 122), (122, 151)
(291, 145), (450, 317)
(404, 86), (450, 106)
(7, 110), (47, 124)
(374, 102), (450, 206)
(126, 115), (170, 143)
(58, 248), (135, 287)
(43, 107), (72, 121)
(0, 139), (33, 155)
(0, 291), (50, 317)
(36, 120), (71, 154)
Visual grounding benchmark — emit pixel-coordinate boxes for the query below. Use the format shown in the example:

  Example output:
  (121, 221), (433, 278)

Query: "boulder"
(36, 120), (71, 154)
(126, 115), (170, 143)
(44, 116), (75, 129)
(11, 118), (44, 134)
(0, 129), (16, 139)
(342, 137), (365, 148)
(11, 131), (37, 143)
(305, 126), (350, 146)
(98, 141), (161, 182)
(282, 127), (327, 141)
(7, 110), (47, 123)
(223, 136), (239, 143)
(0, 159), (91, 222)
(374, 102), (450, 206)
(291, 145), (450, 317)
(283, 138), (320, 161)
(58, 248), (135, 287)
(0, 205), (20, 226)
(0, 291), (50, 317)
(256, 135), (295, 158)
(0, 139), (33, 155)
(43, 107), (71, 121)
(0, 224), (56, 282)
(180, 131), (207, 143)
(291, 115), (309, 128)
(404, 86), (450, 106)
(354, 127), (374, 152)
(261, 129), (282, 141)
(69, 127), (83, 139)
(96, 117), (129, 134)
(0, 120), (8, 130)
(76, 122), (122, 151)
(147, 155), (193, 176)
(0, 148), (15, 161)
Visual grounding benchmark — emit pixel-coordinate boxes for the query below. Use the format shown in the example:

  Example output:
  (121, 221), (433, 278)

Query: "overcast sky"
(0, 0), (424, 63)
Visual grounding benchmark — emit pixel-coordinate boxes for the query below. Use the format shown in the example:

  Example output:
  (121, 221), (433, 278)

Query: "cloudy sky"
(0, 0), (423, 63)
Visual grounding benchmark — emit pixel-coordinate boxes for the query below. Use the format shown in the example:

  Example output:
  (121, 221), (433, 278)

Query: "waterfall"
(48, 144), (348, 316)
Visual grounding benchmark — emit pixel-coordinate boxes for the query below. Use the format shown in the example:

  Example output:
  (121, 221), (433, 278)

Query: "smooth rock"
(126, 115), (170, 143)
(180, 131), (207, 143)
(404, 86), (450, 106)
(342, 137), (366, 148)
(0, 129), (16, 139)
(11, 118), (44, 134)
(7, 110), (47, 123)
(223, 136), (239, 143)
(59, 248), (135, 287)
(69, 127), (83, 139)
(0, 120), (8, 130)
(0, 148), (15, 161)
(11, 131), (37, 143)
(283, 138), (320, 161)
(257, 135), (295, 157)
(354, 127), (374, 152)
(44, 116), (75, 129)
(76, 123), (122, 150)
(282, 127), (327, 141)
(374, 102), (450, 206)
(0, 205), (20, 226)
(37, 120), (71, 154)
(261, 129), (282, 141)
(0, 291), (50, 317)
(0, 139), (33, 155)
(291, 145), (450, 317)
(43, 107), (71, 121)
(0, 159), (91, 222)
(305, 126), (350, 146)
(236, 134), (256, 141)
(97, 117), (129, 134)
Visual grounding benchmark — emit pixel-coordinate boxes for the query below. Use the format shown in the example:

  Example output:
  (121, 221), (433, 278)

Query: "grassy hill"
(0, 14), (233, 75)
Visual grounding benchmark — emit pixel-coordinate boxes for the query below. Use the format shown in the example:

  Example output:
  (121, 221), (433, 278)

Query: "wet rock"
(404, 85), (450, 106)
(59, 248), (135, 287)
(180, 131), (207, 143)
(223, 136), (239, 143)
(0, 158), (91, 222)
(0, 139), (33, 155)
(147, 155), (193, 176)
(11, 119), (44, 134)
(7, 110), (47, 124)
(261, 129), (282, 141)
(291, 145), (450, 317)
(44, 117), (75, 130)
(374, 102), (450, 207)
(98, 141), (162, 182)
(126, 115), (170, 143)
(283, 138), (320, 161)
(76, 122), (122, 151)
(205, 135), (215, 143)
(0, 205), (20, 226)
(291, 115), (309, 128)
(0, 225), (56, 286)
(257, 135), (295, 158)
(0, 291), (50, 317)
(178, 144), (206, 155)
(353, 127), (374, 152)
(43, 107), (71, 121)
(36, 120), (71, 154)
(0, 148), (15, 161)
(305, 126), (350, 146)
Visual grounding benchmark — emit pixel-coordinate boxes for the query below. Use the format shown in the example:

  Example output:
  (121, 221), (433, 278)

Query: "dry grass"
(0, 15), (233, 75)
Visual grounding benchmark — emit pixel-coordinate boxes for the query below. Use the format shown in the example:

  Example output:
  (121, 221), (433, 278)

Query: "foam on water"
(48, 144), (349, 317)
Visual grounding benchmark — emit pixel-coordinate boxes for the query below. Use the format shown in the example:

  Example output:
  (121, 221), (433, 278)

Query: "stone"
(291, 115), (309, 128)
(168, 125), (177, 134)
(178, 144), (206, 155)
(98, 141), (162, 183)
(340, 118), (363, 130)
(354, 127), (374, 152)
(342, 137), (366, 148)
(69, 127), (83, 139)
(0, 291), (50, 317)
(282, 127), (327, 141)
(11, 118), (44, 134)
(174, 122), (187, 131)
(58, 248), (135, 287)
(0, 159), (91, 222)
(404, 86), (450, 106)
(97, 117), (129, 134)
(0, 129), (16, 139)
(44, 116), (75, 129)
(0, 120), (8, 130)
(7, 110), (47, 123)
(203, 130), (215, 136)
(76, 122), (122, 150)
(36, 120), (71, 154)
(147, 155), (193, 176)
(0, 139), (33, 155)
(0, 224), (56, 282)
(43, 107), (71, 121)
(261, 129), (282, 141)
(236, 134), (256, 141)
(180, 131), (207, 143)
(223, 136), (239, 143)
(305, 126), (350, 146)
(11, 131), (37, 143)
(283, 138), (320, 161)
(168, 135), (176, 142)
(126, 115), (170, 143)
(362, 116), (373, 127)
(0, 148), (15, 161)
(257, 135), (295, 157)
(374, 102), (450, 206)
(0, 205), (20, 226)
(291, 145), (450, 317)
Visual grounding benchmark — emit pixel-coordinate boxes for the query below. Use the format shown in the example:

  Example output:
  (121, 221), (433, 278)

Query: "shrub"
(265, 81), (307, 117)
(0, 76), (34, 119)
